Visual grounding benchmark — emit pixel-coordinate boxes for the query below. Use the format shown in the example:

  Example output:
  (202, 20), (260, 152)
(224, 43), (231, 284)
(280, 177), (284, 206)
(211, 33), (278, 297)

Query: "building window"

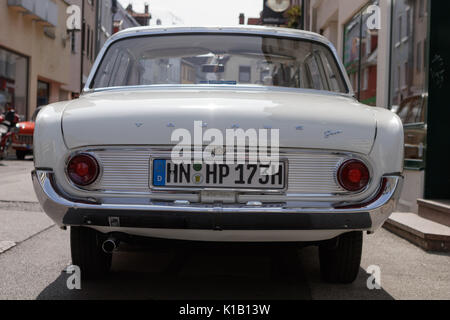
(239, 66), (251, 83)
(37, 80), (50, 108)
(390, 0), (428, 105)
(71, 31), (76, 54)
(405, 8), (411, 39)
(87, 25), (90, 59)
(398, 15), (403, 43)
(403, 61), (408, 88)
(416, 41), (422, 72)
(82, 22), (86, 55)
(0, 47), (28, 118)
(423, 39), (427, 70)
(90, 29), (94, 61)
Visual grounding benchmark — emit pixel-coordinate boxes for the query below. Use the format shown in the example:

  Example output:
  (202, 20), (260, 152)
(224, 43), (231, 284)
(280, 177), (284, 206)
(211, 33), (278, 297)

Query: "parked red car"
(11, 107), (41, 160)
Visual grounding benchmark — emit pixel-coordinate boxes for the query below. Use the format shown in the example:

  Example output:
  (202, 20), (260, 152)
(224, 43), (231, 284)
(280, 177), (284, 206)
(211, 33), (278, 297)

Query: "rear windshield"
(90, 34), (348, 93)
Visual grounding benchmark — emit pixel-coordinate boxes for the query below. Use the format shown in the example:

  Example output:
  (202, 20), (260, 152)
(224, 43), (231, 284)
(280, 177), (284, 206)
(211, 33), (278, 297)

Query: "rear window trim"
(88, 32), (350, 94)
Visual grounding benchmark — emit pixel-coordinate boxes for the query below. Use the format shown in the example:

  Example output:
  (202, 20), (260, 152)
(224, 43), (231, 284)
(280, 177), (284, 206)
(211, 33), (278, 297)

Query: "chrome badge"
(324, 130), (343, 139)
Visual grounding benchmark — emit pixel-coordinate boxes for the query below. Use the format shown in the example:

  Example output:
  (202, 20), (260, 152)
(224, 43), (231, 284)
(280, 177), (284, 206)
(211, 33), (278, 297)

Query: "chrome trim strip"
(82, 26), (354, 97)
(32, 169), (402, 228)
(84, 85), (354, 99)
(62, 146), (374, 198)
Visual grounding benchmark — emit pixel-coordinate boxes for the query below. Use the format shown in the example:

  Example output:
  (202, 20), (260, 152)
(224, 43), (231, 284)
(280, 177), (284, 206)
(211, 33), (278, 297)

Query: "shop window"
(390, 0), (429, 170)
(0, 47), (28, 118)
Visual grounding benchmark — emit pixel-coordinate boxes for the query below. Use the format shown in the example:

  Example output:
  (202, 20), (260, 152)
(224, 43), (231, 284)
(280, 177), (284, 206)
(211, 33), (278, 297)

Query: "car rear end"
(31, 26), (404, 283)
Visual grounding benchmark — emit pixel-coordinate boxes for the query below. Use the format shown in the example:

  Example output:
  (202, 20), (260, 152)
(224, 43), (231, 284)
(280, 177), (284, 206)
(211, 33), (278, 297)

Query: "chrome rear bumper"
(32, 170), (403, 237)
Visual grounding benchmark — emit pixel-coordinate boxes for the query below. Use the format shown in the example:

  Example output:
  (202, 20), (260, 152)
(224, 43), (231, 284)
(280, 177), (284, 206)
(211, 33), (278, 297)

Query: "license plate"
(152, 160), (285, 189)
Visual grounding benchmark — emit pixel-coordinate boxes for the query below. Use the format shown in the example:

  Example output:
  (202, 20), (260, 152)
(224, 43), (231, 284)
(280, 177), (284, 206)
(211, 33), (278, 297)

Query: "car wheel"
(70, 226), (112, 279)
(16, 150), (26, 160)
(319, 231), (363, 284)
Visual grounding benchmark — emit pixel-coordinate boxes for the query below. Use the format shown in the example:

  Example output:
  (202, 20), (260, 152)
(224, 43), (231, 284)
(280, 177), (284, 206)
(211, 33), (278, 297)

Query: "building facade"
(96, 0), (116, 56)
(0, 0), (79, 119)
(113, 1), (139, 34)
(0, 0), (122, 119)
(125, 3), (151, 27)
(65, 0), (97, 93)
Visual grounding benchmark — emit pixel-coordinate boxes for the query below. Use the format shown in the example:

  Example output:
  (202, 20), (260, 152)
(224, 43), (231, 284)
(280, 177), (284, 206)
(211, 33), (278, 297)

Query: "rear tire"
(16, 150), (26, 160)
(70, 227), (112, 280)
(319, 231), (363, 284)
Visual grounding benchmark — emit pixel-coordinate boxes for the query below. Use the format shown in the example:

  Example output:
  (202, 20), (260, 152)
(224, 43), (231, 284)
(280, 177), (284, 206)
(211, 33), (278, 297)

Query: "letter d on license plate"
(153, 160), (167, 186)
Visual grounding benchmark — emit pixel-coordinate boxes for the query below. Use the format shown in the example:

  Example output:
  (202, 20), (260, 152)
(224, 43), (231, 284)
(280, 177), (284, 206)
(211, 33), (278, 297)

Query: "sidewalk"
(0, 160), (51, 254)
(0, 160), (38, 203)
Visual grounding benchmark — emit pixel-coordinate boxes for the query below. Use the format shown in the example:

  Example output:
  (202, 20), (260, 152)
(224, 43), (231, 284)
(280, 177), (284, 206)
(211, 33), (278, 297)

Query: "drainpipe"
(95, 0), (100, 57)
(79, 0), (85, 93)
(301, 0), (305, 30)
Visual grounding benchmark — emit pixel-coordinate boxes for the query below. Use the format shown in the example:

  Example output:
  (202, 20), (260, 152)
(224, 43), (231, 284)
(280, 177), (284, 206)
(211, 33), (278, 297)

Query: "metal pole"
(79, 0), (85, 93)
(301, 0), (305, 29)
(357, 13), (363, 101)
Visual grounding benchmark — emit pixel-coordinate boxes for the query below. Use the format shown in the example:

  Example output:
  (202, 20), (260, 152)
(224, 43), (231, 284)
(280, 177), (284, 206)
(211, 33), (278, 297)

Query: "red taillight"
(337, 159), (370, 192)
(67, 154), (99, 186)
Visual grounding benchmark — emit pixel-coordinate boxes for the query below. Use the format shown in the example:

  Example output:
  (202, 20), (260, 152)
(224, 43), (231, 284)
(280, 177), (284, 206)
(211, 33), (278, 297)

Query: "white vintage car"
(32, 26), (404, 283)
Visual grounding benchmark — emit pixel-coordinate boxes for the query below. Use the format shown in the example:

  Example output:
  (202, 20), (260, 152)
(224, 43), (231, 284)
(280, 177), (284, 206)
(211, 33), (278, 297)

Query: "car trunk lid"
(62, 89), (376, 154)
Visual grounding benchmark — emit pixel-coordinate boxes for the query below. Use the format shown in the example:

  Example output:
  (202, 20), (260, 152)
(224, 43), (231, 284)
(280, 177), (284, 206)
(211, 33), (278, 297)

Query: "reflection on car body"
(395, 93), (427, 170)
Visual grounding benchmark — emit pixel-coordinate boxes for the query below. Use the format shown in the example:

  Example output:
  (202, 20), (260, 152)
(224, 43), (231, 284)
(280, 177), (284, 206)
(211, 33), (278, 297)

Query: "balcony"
(7, 0), (33, 12)
(8, 0), (58, 27)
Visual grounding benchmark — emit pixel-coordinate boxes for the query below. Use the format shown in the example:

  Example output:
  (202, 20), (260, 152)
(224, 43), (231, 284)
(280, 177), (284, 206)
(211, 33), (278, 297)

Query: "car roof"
(109, 25), (332, 47)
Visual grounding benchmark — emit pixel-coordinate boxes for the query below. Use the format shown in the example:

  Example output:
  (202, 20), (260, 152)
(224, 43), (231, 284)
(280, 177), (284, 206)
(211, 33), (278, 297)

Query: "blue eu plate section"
(153, 160), (166, 186)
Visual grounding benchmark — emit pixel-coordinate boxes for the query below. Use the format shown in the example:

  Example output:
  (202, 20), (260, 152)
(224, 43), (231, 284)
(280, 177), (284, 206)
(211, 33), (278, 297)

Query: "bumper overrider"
(32, 170), (403, 241)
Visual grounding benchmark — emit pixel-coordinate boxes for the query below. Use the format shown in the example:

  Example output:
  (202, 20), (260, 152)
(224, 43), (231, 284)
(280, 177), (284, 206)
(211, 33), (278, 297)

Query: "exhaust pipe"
(102, 237), (118, 253)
